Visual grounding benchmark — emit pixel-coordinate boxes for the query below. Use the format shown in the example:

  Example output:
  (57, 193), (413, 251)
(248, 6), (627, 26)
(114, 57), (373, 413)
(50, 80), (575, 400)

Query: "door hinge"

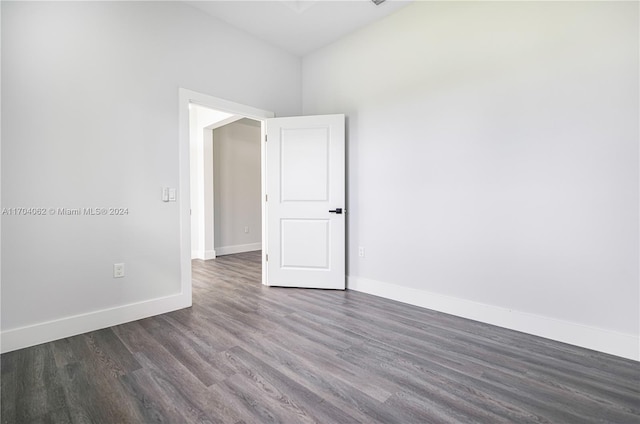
(265, 134), (268, 142)
(266, 254), (268, 261)
(265, 194), (268, 202)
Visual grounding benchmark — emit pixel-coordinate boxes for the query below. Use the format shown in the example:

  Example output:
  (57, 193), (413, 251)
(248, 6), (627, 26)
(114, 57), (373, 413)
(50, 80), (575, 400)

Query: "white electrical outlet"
(113, 263), (125, 278)
(358, 247), (365, 258)
(244, 226), (249, 234)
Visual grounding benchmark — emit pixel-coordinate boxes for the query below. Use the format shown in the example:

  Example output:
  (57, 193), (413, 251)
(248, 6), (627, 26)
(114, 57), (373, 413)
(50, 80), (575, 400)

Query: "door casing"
(179, 88), (274, 289)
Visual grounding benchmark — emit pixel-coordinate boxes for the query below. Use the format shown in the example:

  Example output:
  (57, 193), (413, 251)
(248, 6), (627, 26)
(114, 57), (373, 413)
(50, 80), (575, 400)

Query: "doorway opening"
(189, 105), (262, 260)
(178, 89), (274, 293)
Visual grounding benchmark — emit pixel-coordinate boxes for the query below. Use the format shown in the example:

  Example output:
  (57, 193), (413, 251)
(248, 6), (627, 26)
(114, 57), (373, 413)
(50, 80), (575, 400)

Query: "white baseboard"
(191, 249), (216, 260)
(347, 276), (639, 361)
(1, 291), (191, 354)
(215, 242), (261, 256)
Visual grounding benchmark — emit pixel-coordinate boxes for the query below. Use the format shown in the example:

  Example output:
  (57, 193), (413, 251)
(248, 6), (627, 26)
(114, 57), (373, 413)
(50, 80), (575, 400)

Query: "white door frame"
(179, 88), (274, 290)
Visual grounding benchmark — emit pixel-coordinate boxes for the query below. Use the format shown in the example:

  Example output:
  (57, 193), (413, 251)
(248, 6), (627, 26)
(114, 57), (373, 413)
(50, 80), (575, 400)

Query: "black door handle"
(329, 208), (343, 214)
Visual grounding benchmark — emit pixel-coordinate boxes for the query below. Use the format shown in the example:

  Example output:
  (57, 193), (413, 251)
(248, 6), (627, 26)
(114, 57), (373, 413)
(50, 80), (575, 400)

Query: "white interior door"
(266, 114), (345, 289)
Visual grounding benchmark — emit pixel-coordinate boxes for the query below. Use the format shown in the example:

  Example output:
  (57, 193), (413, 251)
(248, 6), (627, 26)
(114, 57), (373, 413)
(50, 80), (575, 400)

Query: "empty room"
(1, 1), (638, 423)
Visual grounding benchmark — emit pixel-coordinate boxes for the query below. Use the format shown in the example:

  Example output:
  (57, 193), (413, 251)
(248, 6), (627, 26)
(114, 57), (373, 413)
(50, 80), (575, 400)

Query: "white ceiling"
(186, 0), (413, 56)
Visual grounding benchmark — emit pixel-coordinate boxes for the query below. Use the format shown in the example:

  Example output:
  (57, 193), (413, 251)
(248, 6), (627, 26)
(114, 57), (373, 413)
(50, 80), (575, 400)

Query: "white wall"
(213, 119), (262, 255)
(1, 1), (300, 351)
(303, 1), (639, 359)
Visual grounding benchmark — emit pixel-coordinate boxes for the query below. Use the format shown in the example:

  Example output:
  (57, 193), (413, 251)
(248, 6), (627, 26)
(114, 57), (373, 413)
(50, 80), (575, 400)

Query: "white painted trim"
(215, 243), (261, 256)
(191, 249), (216, 260)
(204, 115), (244, 131)
(261, 121), (268, 286)
(1, 291), (190, 353)
(347, 276), (639, 361)
(0, 0), (3, 354)
(178, 89), (194, 314)
(184, 89), (275, 120)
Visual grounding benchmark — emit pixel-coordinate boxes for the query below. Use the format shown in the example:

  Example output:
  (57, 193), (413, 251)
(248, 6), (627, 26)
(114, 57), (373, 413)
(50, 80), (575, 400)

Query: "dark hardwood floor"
(2, 250), (639, 423)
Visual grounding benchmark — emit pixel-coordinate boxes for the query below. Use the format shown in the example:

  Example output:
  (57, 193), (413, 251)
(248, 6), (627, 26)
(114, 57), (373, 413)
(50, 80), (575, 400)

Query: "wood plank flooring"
(2, 250), (639, 423)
